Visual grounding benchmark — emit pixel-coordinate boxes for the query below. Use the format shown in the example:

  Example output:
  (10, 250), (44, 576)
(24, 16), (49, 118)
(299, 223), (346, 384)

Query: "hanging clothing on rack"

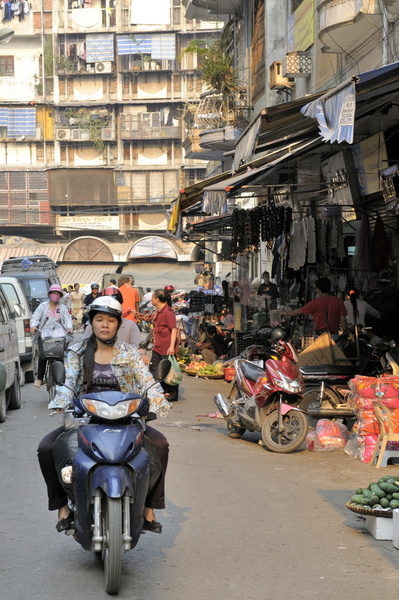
(3, 2), (13, 20)
(288, 217), (308, 271)
(354, 212), (375, 272)
(372, 214), (391, 271)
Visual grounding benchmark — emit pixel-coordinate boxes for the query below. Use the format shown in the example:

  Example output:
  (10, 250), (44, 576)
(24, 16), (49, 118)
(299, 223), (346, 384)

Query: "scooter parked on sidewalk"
(50, 358), (170, 595)
(214, 329), (308, 453)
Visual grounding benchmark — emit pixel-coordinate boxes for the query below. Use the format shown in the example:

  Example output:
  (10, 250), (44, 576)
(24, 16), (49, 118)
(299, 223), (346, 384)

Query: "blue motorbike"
(51, 359), (170, 595)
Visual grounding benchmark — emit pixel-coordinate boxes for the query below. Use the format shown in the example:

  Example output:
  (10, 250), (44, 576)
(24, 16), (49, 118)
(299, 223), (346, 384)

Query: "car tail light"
(23, 318), (30, 337)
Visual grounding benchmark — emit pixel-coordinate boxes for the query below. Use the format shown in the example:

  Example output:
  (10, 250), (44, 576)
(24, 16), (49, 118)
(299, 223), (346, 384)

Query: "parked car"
(0, 276), (35, 383)
(0, 287), (22, 423)
(0, 255), (61, 312)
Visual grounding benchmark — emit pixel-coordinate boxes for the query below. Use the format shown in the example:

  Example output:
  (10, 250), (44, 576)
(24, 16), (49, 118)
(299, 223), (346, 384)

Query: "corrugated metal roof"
(0, 245), (62, 265)
(57, 264), (122, 287)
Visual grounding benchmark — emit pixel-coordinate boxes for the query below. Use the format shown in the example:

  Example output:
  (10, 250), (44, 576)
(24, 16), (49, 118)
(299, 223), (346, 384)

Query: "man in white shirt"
(142, 288), (152, 305)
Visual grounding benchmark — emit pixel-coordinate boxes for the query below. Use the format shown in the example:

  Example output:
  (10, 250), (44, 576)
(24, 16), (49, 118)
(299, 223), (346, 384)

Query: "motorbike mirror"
(50, 360), (66, 385)
(156, 359), (171, 382)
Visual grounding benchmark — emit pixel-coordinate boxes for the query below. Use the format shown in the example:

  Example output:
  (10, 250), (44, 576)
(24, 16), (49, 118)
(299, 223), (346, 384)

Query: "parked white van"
(0, 276), (34, 383)
(0, 286), (21, 422)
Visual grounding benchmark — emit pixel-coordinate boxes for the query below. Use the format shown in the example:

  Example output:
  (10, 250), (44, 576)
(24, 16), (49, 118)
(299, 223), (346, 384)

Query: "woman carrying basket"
(30, 284), (73, 389)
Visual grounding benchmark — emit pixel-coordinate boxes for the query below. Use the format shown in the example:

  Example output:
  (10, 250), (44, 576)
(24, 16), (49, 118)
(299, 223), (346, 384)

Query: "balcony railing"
(382, 0), (399, 14)
(318, 0), (382, 53)
(120, 125), (180, 140)
(194, 91), (250, 130)
(57, 8), (116, 31)
(119, 57), (176, 73)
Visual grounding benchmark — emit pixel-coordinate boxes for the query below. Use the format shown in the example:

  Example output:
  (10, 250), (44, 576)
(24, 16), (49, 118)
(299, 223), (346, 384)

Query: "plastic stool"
(375, 448), (399, 467)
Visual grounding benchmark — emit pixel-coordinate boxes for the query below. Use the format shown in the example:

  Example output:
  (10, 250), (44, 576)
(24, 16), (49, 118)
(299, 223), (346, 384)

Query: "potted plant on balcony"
(182, 33), (241, 125)
(56, 56), (75, 75)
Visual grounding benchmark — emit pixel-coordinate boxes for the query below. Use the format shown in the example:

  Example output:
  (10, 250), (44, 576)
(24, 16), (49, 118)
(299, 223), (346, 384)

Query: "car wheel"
(7, 367), (22, 410)
(0, 391), (6, 423)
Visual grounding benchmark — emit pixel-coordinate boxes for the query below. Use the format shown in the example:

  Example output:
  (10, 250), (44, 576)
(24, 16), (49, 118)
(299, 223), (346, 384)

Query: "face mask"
(49, 293), (61, 303)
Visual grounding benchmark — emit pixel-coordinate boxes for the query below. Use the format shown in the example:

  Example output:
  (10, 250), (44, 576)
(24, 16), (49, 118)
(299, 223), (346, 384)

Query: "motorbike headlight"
(272, 373), (303, 393)
(81, 398), (141, 420)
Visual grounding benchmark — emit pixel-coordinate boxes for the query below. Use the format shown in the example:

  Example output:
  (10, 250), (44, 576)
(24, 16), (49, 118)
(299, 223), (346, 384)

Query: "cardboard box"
(365, 515), (393, 540)
(392, 509), (399, 549)
(297, 333), (348, 367)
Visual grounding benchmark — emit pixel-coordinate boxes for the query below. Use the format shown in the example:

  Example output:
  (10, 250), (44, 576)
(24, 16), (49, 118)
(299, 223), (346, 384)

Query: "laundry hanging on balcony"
(0, 107), (36, 137)
(86, 33), (114, 62)
(116, 34), (175, 60)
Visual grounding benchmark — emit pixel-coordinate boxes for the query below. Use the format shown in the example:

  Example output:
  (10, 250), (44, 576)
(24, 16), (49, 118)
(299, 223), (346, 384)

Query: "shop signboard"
(57, 215), (120, 231)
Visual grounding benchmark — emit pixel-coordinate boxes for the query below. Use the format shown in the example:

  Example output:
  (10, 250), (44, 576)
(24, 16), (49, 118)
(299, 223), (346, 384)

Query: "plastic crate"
(235, 332), (254, 354)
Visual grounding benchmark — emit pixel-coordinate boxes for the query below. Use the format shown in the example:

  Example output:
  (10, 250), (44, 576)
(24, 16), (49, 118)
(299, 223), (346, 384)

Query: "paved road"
(1, 374), (399, 599)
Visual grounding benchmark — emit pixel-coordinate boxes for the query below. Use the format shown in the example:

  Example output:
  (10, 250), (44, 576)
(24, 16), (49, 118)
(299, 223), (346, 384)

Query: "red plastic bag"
(315, 419), (349, 451)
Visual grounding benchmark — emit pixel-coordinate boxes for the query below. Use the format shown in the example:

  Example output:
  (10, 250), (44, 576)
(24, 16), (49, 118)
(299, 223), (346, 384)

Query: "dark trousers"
(150, 351), (179, 401)
(37, 357), (48, 381)
(37, 425), (169, 511)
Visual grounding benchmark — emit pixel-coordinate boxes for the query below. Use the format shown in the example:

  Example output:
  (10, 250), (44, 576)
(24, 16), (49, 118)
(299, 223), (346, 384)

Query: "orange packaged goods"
(349, 375), (399, 400)
(348, 394), (399, 411)
(357, 434), (379, 463)
(353, 408), (399, 436)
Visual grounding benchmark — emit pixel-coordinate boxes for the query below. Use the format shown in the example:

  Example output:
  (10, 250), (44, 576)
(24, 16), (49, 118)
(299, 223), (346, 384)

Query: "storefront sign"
(287, 0), (314, 52)
(56, 215), (120, 231)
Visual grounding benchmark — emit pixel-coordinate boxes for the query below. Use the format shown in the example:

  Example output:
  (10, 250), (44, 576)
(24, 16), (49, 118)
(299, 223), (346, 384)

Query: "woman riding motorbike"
(30, 284), (73, 389)
(37, 296), (171, 534)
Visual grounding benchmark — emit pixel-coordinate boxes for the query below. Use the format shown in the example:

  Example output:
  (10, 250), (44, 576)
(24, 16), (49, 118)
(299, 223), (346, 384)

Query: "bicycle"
(35, 329), (73, 401)
(44, 357), (59, 403)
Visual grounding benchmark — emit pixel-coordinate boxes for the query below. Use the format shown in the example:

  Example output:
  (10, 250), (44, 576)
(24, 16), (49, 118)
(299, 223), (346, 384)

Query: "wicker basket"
(345, 501), (393, 518)
(197, 373), (224, 380)
(185, 369), (199, 377)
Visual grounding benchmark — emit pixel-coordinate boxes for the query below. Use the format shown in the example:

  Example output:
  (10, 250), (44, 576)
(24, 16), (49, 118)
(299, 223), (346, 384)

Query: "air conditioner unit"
(55, 128), (71, 141)
(95, 61), (113, 74)
(71, 129), (90, 141)
(284, 52), (312, 78)
(101, 127), (115, 140)
(269, 61), (295, 90)
(36, 127), (43, 140)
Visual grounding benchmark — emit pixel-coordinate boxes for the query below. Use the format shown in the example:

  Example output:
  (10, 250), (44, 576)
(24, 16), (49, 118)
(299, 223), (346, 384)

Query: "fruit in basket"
(349, 475), (399, 509)
(197, 365), (220, 376)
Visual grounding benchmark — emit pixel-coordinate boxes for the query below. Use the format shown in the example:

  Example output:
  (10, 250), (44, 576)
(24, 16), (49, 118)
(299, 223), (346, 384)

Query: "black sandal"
(142, 519), (162, 534)
(56, 512), (74, 532)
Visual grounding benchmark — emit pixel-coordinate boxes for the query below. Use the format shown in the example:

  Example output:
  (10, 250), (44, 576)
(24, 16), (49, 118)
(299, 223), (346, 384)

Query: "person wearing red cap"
(30, 284), (73, 388)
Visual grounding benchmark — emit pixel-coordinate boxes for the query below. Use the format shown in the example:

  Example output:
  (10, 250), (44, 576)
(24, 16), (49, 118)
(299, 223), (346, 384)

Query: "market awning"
(203, 138), (321, 194)
(167, 170), (232, 234)
(185, 213), (232, 235)
(56, 263), (123, 287)
(301, 61), (399, 145)
(129, 237), (177, 260)
(0, 245), (63, 266)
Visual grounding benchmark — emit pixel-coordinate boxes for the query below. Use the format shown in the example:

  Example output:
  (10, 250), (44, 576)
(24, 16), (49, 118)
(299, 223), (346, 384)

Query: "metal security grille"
(0, 172), (49, 225)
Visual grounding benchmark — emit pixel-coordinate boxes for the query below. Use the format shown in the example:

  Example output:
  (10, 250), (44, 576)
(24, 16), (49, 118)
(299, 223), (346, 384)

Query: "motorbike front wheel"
(261, 409), (308, 453)
(103, 496), (123, 595)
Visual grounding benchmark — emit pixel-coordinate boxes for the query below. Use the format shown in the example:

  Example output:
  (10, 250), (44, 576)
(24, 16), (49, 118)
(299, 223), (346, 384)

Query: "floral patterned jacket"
(49, 338), (169, 415)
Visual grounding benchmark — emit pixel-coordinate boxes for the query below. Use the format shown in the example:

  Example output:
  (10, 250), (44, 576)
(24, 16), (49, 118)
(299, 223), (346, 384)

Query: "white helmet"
(88, 296), (122, 322)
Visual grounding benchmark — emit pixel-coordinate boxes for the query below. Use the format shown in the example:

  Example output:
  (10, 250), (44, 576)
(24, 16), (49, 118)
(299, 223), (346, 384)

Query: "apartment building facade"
(0, 0), (227, 286)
